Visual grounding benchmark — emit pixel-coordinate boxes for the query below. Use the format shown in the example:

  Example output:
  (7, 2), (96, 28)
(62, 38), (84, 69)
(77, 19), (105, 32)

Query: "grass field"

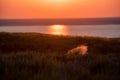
(0, 32), (120, 80)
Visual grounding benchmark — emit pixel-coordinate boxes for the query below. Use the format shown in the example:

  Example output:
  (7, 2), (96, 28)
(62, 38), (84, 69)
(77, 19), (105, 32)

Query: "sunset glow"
(48, 25), (68, 35)
(0, 0), (120, 19)
(32, 0), (73, 7)
(43, 0), (70, 3)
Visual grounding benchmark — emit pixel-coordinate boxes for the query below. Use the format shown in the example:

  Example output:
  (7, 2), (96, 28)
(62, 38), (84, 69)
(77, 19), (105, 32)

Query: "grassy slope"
(0, 32), (120, 80)
(0, 32), (120, 54)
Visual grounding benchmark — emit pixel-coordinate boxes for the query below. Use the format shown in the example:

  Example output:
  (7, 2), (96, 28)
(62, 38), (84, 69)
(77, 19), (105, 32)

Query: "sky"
(0, 0), (120, 19)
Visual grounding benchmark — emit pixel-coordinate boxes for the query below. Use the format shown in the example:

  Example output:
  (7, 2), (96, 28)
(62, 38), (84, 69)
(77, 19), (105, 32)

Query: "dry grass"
(67, 45), (88, 56)
(0, 32), (120, 80)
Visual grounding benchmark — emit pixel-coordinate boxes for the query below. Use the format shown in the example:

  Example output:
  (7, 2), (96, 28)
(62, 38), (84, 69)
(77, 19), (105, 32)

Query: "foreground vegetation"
(0, 32), (120, 80)
(0, 32), (120, 54)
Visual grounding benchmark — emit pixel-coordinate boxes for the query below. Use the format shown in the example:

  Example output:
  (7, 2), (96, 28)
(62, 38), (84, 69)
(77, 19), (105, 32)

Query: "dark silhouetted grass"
(0, 32), (120, 54)
(0, 32), (120, 80)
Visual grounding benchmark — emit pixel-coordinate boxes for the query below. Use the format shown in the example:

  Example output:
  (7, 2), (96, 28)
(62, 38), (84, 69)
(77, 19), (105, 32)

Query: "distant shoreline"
(0, 32), (119, 39)
(0, 17), (120, 26)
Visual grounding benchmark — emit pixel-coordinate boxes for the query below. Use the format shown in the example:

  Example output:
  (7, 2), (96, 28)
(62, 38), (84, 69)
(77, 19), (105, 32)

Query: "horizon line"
(0, 17), (120, 20)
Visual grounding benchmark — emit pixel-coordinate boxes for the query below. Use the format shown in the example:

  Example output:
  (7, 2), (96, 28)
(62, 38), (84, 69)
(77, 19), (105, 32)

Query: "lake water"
(0, 25), (120, 38)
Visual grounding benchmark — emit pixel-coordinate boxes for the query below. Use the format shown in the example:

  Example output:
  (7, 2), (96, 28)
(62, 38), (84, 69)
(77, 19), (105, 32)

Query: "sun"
(52, 25), (64, 30)
(48, 25), (68, 35)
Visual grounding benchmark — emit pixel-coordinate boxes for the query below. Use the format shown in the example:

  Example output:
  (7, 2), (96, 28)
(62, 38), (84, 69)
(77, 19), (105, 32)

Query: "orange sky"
(0, 0), (120, 19)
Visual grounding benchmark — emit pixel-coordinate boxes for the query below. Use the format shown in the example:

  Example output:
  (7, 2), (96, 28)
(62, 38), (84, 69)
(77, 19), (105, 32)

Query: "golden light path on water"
(48, 25), (68, 35)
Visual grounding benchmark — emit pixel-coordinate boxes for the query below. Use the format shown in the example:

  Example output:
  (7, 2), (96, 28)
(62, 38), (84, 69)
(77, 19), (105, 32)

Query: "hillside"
(0, 32), (120, 80)
(0, 32), (120, 54)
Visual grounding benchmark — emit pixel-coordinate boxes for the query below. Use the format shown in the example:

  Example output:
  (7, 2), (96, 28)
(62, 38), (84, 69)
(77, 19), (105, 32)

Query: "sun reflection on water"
(48, 25), (68, 35)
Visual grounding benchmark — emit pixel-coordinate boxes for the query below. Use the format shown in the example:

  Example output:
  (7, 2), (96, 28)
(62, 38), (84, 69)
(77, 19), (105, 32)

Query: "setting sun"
(52, 25), (65, 30)
(48, 25), (68, 35)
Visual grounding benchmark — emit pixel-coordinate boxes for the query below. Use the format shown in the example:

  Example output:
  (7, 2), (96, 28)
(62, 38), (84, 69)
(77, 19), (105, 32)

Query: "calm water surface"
(0, 25), (120, 38)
